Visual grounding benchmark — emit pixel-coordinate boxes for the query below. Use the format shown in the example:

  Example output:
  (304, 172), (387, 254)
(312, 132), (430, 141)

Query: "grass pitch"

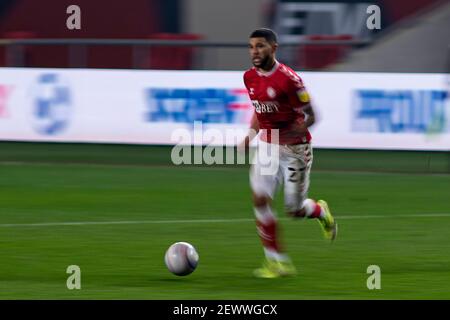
(0, 143), (449, 299)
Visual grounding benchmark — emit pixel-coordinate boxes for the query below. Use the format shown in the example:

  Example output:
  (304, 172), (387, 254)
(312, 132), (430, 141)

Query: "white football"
(164, 242), (199, 276)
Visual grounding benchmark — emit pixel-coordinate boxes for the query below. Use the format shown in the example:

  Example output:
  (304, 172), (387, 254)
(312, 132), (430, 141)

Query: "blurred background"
(0, 0), (449, 300)
(0, 0), (448, 71)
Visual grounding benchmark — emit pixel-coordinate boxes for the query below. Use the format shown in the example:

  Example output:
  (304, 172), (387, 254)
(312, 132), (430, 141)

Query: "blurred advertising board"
(0, 68), (448, 150)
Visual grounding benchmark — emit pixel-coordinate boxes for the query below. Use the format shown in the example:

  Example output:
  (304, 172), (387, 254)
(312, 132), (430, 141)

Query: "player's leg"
(250, 143), (296, 278)
(302, 198), (337, 241)
(282, 144), (337, 241)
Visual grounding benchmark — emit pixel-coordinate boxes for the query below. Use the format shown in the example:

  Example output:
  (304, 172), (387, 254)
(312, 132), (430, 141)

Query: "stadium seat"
(298, 34), (353, 70)
(139, 33), (203, 70)
(0, 31), (36, 67)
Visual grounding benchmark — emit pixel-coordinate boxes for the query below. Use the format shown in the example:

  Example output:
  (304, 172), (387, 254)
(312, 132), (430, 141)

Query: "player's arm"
(292, 87), (317, 133)
(298, 101), (316, 130)
(248, 111), (260, 139)
(239, 73), (260, 151)
(282, 68), (318, 133)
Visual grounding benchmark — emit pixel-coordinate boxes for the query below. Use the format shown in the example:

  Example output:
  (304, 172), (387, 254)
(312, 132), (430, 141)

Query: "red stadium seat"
(298, 34), (353, 70)
(140, 33), (203, 70)
(0, 31), (36, 67)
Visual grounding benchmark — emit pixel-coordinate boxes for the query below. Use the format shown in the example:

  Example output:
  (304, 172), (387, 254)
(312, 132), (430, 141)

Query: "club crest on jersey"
(267, 87), (276, 99)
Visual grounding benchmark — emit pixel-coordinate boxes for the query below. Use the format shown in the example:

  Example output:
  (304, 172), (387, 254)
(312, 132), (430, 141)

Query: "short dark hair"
(249, 28), (278, 44)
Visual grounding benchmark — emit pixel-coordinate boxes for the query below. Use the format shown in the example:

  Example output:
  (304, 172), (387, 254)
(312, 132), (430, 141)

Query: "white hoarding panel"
(0, 68), (448, 150)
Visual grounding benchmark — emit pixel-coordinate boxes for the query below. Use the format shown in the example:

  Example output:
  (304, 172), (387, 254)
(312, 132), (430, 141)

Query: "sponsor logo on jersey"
(252, 100), (280, 113)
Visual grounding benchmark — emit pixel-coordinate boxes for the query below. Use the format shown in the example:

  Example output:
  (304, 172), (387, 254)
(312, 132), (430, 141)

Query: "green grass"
(1, 144), (450, 299)
(1, 141), (449, 173)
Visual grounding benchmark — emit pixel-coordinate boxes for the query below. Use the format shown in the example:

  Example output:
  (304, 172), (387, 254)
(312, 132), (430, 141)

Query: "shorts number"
(287, 167), (298, 182)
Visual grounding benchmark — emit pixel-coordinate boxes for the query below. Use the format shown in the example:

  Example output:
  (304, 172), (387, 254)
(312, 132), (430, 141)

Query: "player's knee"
(285, 199), (306, 217)
(252, 192), (270, 207)
(289, 199), (314, 217)
(287, 208), (306, 218)
(285, 203), (297, 216)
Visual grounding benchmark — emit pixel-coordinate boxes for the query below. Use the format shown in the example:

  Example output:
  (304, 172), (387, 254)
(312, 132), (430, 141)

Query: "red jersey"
(243, 61), (312, 145)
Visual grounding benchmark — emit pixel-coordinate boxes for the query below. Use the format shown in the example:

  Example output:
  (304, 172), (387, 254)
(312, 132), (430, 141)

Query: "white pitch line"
(0, 218), (255, 228)
(0, 213), (450, 228)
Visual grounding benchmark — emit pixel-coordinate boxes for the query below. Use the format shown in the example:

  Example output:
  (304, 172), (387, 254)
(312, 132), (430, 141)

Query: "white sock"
(264, 248), (290, 262)
(253, 204), (275, 224)
(302, 199), (325, 219)
(254, 205), (289, 262)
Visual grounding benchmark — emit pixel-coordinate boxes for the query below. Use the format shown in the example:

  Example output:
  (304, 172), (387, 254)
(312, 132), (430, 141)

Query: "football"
(164, 242), (199, 276)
